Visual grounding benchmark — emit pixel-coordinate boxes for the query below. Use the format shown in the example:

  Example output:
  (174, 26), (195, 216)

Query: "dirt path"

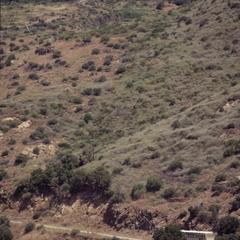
(11, 220), (144, 240)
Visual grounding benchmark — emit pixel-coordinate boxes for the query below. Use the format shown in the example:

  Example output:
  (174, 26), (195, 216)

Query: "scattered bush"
(146, 177), (162, 192)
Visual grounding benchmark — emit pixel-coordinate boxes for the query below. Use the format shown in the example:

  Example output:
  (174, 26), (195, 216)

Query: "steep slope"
(0, 0), (239, 235)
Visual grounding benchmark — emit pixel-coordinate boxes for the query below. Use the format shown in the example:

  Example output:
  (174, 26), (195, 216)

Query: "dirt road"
(11, 220), (144, 240)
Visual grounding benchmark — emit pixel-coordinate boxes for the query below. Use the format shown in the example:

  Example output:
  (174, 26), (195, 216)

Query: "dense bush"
(153, 224), (186, 240)
(0, 216), (12, 240)
(0, 225), (13, 240)
(215, 234), (240, 240)
(146, 177), (162, 192)
(70, 166), (111, 195)
(214, 216), (240, 235)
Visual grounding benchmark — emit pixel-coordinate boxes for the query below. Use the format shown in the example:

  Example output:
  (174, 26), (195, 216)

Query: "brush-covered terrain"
(0, 0), (240, 239)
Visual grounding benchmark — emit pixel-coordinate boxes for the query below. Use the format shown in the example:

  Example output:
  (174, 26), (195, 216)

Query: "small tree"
(153, 224), (186, 240)
(214, 216), (240, 235)
(0, 225), (13, 240)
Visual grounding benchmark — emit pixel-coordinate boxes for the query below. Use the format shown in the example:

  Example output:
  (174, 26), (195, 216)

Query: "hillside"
(0, 0), (240, 238)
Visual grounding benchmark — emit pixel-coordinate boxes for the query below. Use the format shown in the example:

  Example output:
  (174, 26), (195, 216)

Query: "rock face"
(104, 204), (163, 231)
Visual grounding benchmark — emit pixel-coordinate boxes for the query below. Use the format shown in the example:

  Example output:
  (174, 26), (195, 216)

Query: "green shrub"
(0, 169), (7, 181)
(103, 55), (113, 66)
(84, 113), (93, 123)
(115, 65), (126, 75)
(92, 48), (100, 55)
(71, 229), (80, 236)
(187, 167), (201, 175)
(146, 177), (162, 192)
(15, 154), (28, 165)
(5, 54), (15, 66)
(0, 225), (13, 240)
(93, 88), (101, 96)
(153, 224), (186, 240)
(131, 184), (144, 200)
(110, 190), (125, 204)
(214, 216), (240, 235)
(28, 168), (51, 194)
(30, 127), (47, 140)
(230, 195), (240, 213)
(100, 35), (110, 44)
(223, 140), (240, 158)
(0, 216), (10, 227)
(52, 50), (61, 59)
(162, 187), (177, 199)
(28, 73), (39, 80)
(229, 161), (240, 169)
(167, 161), (183, 171)
(24, 222), (35, 234)
(82, 35), (91, 43)
(215, 234), (240, 240)
(156, 1), (164, 10)
(215, 174), (226, 183)
(71, 166), (111, 195)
